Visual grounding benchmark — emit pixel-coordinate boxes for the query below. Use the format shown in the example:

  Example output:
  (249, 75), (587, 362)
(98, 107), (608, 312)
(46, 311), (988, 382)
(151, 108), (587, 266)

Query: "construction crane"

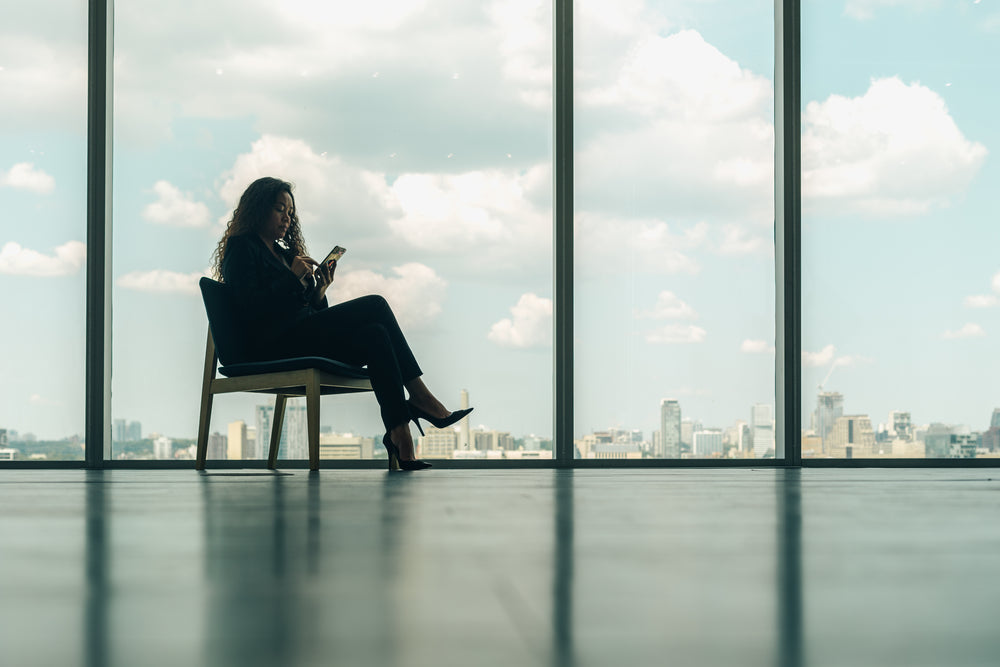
(818, 359), (839, 392)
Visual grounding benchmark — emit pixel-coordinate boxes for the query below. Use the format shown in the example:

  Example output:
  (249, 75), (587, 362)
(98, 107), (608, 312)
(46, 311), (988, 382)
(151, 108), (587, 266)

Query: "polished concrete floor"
(1, 469), (999, 667)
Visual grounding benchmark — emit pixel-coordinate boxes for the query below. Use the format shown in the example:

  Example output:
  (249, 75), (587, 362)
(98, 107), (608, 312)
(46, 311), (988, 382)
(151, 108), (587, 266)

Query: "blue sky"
(1, 0), (997, 451)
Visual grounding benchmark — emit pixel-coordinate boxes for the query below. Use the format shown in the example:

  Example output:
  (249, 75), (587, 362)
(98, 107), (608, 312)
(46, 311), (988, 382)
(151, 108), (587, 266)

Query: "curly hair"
(212, 176), (308, 279)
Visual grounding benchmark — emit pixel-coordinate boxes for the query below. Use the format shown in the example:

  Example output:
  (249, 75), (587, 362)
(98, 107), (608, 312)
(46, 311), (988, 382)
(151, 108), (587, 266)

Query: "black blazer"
(220, 234), (328, 352)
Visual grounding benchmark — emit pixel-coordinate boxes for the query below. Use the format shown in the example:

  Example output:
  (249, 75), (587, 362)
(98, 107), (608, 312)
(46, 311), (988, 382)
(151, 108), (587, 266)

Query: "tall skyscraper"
(255, 403), (308, 460)
(113, 419), (127, 443)
(660, 399), (681, 458)
(751, 403), (774, 458)
(207, 432), (227, 459)
(127, 421), (142, 441)
(227, 421), (248, 460)
(983, 409), (1000, 452)
(813, 392), (844, 452)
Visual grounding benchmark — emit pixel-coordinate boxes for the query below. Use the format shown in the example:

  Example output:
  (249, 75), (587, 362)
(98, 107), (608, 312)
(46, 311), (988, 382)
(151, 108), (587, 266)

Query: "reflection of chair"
(196, 277), (372, 471)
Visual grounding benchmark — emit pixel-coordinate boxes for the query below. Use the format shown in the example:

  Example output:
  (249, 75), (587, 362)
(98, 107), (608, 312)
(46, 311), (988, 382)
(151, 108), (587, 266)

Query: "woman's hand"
(290, 255), (318, 279)
(313, 260), (336, 303)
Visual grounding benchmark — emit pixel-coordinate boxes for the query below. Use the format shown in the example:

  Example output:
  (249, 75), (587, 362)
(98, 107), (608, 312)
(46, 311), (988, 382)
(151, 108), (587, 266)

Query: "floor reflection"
(552, 469), (575, 667)
(84, 470), (108, 667)
(778, 469), (803, 667)
(200, 472), (314, 667)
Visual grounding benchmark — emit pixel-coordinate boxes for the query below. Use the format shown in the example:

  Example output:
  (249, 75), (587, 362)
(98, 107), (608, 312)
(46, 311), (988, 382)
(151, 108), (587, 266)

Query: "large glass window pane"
(0, 3), (88, 461)
(112, 1), (552, 462)
(574, 0), (776, 460)
(802, 2), (999, 459)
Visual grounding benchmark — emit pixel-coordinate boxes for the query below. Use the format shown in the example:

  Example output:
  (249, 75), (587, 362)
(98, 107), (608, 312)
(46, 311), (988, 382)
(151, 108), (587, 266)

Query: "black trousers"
(276, 295), (422, 432)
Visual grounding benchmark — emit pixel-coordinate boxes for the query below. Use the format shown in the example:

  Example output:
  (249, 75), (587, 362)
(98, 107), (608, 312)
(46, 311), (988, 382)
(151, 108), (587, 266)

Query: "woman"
(212, 176), (472, 470)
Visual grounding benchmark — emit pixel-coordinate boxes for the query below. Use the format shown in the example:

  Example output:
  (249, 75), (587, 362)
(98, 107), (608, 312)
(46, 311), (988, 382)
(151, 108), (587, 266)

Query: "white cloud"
(637, 291), (697, 320)
(741, 339), (773, 354)
(992, 270), (1000, 294)
(488, 293), (552, 348)
(142, 181), (212, 227)
(576, 214), (702, 276)
(116, 268), (210, 295)
(583, 30), (771, 122)
(330, 263), (447, 330)
(802, 77), (987, 216)
(575, 28), (775, 223)
(646, 324), (706, 344)
(1, 163), (55, 194)
(0, 241), (85, 277)
(844, 0), (940, 21)
(717, 224), (770, 256)
(942, 323), (986, 340)
(964, 295), (998, 308)
(217, 135), (552, 276)
(387, 166), (549, 251)
(802, 344), (836, 368)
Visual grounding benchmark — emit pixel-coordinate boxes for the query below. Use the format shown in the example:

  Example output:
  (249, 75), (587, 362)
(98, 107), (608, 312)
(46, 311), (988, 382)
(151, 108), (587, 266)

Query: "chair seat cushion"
(219, 356), (370, 380)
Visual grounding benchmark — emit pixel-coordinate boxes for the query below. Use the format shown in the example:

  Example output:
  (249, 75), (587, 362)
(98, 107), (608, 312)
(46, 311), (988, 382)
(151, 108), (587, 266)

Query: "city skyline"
(3, 1), (998, 442)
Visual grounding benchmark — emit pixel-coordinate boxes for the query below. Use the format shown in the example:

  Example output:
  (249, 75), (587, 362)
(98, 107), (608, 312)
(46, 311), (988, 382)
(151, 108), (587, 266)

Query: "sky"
(1, 0), (998, 449)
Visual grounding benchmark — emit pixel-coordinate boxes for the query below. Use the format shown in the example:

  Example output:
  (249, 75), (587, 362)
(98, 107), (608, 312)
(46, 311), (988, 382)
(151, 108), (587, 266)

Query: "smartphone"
(322, 245), (346, 270)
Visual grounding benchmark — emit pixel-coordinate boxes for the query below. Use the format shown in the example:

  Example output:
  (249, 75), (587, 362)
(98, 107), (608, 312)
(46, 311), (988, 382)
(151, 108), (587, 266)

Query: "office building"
(751, 403), (774, 458)
(227, 421), (248, 460)
(256, 402), (308, 460)
(813, 392), (844, 451)
(826, 415), (876, 458)
(692, 429), (724, 457)
(660, 399), (681, 459)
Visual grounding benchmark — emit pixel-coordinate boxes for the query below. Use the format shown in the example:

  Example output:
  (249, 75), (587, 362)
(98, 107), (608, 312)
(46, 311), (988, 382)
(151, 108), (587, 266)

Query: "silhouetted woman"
(212, 176), (472, 470)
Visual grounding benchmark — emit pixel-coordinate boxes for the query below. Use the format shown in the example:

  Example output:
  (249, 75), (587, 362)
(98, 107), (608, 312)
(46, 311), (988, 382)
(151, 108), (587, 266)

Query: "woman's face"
(260, 191), (294, 242)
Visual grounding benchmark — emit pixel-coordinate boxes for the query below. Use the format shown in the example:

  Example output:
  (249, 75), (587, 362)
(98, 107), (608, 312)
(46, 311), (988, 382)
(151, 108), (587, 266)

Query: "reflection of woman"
(212, 176), (471, 470)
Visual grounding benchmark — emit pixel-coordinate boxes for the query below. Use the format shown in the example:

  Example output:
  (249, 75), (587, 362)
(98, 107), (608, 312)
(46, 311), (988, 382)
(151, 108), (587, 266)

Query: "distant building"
(256, 403), (307, 460)
(113, 419), (127, 443)
(153, 435), (172, 460)
(319, 433), (374, 460)
(593, 443), (642, 459)
(127, 421), (142, 441)
(0, 429), (7, 448)
(660, 399), (681, 459)
(681, 419), (702, 449)
(982, 409), (1000, 452)
(418, 427), (457, 458)
(813, 392), (844, 452)
(207, 432), (227, 460)
(751, 404), (774, 458)
(692, 429), (724, 457)
(227, 421), (248, 460)
(826, 415), (875, 458)
(888, 411), (912, 441)
(923, 423), (954, 458)
(472, 428), (513, 452)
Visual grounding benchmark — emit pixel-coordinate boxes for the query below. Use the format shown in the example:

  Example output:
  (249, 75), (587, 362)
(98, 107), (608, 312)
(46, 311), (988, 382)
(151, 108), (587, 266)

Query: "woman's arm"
(221, 235), (310, 316)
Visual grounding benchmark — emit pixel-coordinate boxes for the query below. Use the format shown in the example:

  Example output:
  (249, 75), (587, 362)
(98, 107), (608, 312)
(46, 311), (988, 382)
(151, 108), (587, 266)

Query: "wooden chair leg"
(268, 394), (288, 470)
(196, 329), (218, 471)
(306, 373), (321, 471)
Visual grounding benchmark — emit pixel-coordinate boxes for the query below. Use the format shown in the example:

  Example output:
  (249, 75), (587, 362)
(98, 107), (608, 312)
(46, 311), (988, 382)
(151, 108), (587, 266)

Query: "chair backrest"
(199, 277), (251, 366)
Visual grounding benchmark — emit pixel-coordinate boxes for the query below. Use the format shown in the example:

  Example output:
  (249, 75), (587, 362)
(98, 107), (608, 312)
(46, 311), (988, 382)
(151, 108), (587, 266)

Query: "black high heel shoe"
(406, 401), (474, 437)
(382, 434), (432, 471)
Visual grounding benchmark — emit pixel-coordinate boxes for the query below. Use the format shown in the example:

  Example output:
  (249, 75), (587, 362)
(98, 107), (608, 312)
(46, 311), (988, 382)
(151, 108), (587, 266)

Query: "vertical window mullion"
(775, 0), (801, 466)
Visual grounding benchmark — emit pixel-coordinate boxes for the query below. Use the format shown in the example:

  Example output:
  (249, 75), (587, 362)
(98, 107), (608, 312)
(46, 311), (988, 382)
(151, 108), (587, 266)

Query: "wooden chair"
(196, 277), (372, 471)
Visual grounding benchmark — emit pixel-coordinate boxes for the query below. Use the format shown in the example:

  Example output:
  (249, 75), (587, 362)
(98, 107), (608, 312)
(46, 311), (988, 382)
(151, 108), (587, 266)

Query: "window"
(0, 1), (89, 461)
(801, 1), (999, 459)
(112, 0), (552, 462)
(574, 0), (776, 460)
